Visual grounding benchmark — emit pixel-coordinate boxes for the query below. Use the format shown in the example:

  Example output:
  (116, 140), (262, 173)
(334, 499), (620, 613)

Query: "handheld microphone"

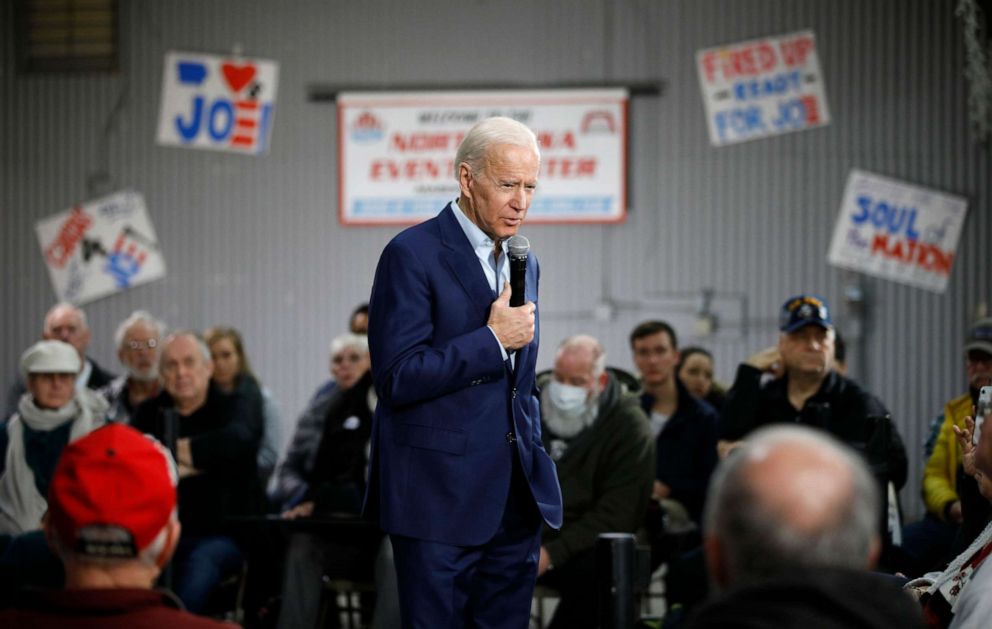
(507, 235), (530, 307)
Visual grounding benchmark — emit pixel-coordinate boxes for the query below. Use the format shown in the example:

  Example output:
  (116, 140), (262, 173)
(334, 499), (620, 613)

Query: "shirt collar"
(452, 198), (505, 254)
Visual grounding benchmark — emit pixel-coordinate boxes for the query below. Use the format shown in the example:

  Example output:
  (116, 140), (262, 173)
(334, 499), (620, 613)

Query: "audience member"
(100, 310), (165, 424)
(205, 326), (281, 483)
(0, 423), (234, 627)
(630, 322), (719, 527)
(349, 303), (369, 334)
(688, 425), (925, 629)
(537, 335), (654, 629)
(677, 346), (726, 411)
(904, 413), (992, 628)
(131, 331), (262, 614)
(719, 294), (908, 554)
(909, 319), (992, 571)
(275, 332), (385, 629)
(945, 412), (992, 627)
(0, 341), (107, 536)
(5, 303), (116, 418)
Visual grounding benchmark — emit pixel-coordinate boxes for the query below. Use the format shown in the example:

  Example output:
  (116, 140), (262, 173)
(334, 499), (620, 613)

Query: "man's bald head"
(703, 425), (880, 590)
(43, 303), (91, 359)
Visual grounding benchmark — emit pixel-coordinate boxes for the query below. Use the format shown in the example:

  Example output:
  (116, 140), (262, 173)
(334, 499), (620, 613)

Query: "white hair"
(704, 425), (880, 588)
(329, 333), (369, 358)
(113, 310), (167, 350)
(45, 302), (88, 331)
(160, 330), (212, 366)
(556, 334), (607, 377)
(453, 116), (540, 179)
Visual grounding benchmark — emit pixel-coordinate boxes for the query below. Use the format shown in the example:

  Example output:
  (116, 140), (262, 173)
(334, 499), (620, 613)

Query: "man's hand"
(281, 501), (315, 520)
(745, 346), (783, 377)
(953, 415), (978, 478)
(488, 282), (535, 351)
(538, 546), (552, 576)
(652, 480), (671, 501)
(947, 500), (964, 524)
(176, 437), (193, 467)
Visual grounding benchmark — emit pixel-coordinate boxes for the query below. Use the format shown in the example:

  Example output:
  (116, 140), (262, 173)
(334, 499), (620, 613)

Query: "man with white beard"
(100, 311), (166, 424)
(536, 335), (655, 629)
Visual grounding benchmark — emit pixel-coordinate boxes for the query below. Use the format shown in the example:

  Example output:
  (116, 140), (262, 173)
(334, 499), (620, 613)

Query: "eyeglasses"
(126, 339), (158, 351)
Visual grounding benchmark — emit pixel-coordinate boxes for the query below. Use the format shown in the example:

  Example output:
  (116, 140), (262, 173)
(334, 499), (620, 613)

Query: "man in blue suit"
(365, 116), (563, 628)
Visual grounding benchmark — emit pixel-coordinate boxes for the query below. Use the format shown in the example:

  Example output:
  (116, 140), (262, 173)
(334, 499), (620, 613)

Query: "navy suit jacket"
(364, 204), (563, 546)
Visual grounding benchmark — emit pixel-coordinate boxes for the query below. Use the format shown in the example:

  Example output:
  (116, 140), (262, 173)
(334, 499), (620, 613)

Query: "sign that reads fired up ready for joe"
(827, 170), (968, 293)
(337, 89), (628, 225)
(696, 29), (830, 146)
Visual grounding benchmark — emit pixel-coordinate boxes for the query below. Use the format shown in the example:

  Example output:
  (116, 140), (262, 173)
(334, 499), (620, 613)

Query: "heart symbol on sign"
(222, 63), (257, 94)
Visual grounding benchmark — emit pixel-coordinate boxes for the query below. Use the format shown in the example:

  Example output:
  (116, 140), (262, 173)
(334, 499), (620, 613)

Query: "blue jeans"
(171, 534), (243, 614)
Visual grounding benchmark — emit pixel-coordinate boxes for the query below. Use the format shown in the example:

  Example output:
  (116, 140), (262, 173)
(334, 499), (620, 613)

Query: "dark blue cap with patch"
(780, 295), (833, 332)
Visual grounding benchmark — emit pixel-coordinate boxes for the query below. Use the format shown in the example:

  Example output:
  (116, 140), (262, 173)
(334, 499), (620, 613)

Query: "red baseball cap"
(48, 424), (177, 559)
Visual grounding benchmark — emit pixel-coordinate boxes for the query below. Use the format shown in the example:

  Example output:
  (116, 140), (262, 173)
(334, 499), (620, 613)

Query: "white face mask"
(549, 380), (589, 417)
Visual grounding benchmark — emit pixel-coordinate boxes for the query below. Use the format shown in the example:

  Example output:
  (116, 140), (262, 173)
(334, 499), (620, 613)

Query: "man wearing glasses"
(100, 310), (166, 424)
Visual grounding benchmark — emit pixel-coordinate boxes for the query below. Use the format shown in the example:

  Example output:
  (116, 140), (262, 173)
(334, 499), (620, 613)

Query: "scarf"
(0, 388), (107, 535)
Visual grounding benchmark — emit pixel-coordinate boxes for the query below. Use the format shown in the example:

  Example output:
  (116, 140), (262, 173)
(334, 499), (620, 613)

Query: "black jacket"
(640, 379), (719, 523)
(132, 383), (262, 536)
(721, 365), (908, 492)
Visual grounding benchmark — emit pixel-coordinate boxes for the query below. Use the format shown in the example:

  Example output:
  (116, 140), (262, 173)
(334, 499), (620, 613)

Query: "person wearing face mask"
(536, 335), (654, 629)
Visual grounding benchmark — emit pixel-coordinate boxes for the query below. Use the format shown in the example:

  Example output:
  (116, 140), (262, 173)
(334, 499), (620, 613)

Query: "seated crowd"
(0, 297), (989, 628)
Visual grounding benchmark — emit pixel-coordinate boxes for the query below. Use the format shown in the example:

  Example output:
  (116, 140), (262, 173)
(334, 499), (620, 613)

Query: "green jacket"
(541, 375), (655, 567)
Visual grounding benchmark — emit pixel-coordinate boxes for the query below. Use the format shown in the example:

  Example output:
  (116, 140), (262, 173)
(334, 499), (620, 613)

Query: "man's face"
(330, 346), (370, 390)
(27, 372), (76, 410)
(966, 349), (992, 390)
(779, 325), (835, 377)
(350, 312), (369, 335)
(43, 306), (90, 358)
(118, 322), (160, 382)
(632, 331), (680, 388)
(160, 335), (212, 407)
(552, 347), (602, 400)
(458, 144), (539, 241)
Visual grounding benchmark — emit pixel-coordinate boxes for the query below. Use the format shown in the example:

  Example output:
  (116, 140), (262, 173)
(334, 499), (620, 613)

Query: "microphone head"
(507, 235), (530, 259)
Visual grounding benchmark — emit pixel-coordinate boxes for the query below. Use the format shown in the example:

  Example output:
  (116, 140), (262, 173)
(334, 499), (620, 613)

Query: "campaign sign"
(337, 89), (628, 225)
(827, 171), (968, 293)
(156, 51), (278, 155)
(36, 191), (167, 305)
(696, 30), (830, 146)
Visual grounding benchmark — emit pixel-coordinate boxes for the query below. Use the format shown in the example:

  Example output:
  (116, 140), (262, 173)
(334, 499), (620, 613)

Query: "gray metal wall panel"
(2, 0), (989, 518)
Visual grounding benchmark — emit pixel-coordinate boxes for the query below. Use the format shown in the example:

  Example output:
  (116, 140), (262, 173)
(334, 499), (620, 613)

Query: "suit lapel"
(438, 204), (497, 315)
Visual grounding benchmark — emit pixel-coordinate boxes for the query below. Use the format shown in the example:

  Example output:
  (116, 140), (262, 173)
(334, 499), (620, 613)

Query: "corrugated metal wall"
(2, 0), (989, 520)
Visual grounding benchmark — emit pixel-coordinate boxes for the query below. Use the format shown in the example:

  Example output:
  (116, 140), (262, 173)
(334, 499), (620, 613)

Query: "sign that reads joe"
(337, 89), (628, 225)
(156, 51), (278, 155)
(827, 170), (968, 293)
(696, 30), (830, 146)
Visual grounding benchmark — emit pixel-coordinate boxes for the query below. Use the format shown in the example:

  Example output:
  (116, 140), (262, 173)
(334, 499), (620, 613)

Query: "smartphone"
(975, 386), (992, 446)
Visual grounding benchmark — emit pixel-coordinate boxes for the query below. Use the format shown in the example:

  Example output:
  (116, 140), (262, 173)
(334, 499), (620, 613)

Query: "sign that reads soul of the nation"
(156, 51), (278, 155)
(36, 191), (167, 305)
(827, 170), (968, 293)
(696, 30), (830, 146)
(337, 89), (628, 225)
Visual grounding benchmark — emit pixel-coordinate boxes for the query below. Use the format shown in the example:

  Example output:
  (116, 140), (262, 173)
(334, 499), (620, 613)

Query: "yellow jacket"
(922, 393), (974, 519)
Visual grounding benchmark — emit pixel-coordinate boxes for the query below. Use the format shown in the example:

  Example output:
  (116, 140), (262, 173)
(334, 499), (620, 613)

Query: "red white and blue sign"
(696, 30), (830, 146)
(156, 51), (278, 155)
(36, 190), (167, 305)
(337, 89), (628, 225)
(827, 170), (968, 293)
